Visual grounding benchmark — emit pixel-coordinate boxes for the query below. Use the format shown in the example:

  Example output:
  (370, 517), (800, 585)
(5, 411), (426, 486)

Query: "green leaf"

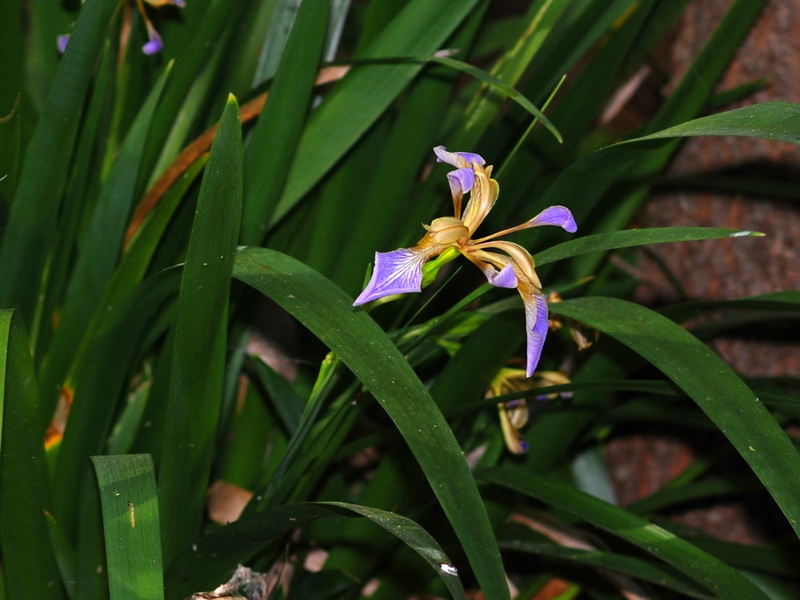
(482, 467), (769, 600)
(498, 533), (711, 598)
(624, 101), (800, 146)
(534, 227), (764, 267)
(168, 501), (463, 599)
(91, 455), (163, 600)
(232, 247), (509, 600)
(662, 290), (800, 324)
(52, 269), (180, 539)
(158, 95), (243, 564)
(241, 0), (329, 244)
(431, 55), (561, 143)
(320, 501), (465, 600)
(549, 297), (800, 539)
(0, 0), (118, 321)
(0, 310), (64, 598)
(39, 65), (172, 407)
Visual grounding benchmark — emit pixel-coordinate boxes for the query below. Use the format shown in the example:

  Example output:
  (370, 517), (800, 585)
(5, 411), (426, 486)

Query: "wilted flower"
(547, 290), (599, 350)
(353, 146), (577, 377)
(488, 368), (572, 454)
(58, 0), (185, 55)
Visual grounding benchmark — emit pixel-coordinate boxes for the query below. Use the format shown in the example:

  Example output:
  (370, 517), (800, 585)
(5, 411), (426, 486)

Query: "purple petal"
(485, 263), (517, 288)
(142, 29), (163, 54)
(522, 292), (549, 377)
(529, 205), (577, 233)
(353, 249), (427, 306)
(57, 34), (70, 54)
(144, 0), (186, 6)
(446, 168), (475, 196)
(433, 145), (485, 169)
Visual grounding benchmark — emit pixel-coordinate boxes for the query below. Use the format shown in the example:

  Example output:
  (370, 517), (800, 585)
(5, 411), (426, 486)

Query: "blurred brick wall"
(638, 0), (800, 377)
(607, 0), (799, 542)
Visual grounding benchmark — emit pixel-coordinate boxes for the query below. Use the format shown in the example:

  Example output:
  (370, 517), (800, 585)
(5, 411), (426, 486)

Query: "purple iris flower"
(354, 146), (577, 377)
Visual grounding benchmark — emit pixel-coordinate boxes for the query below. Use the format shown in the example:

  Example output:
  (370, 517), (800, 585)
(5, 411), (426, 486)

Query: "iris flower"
(58, 0), (185, 55)
(353, 146), (577, 377)
(488, 368), (573, 454)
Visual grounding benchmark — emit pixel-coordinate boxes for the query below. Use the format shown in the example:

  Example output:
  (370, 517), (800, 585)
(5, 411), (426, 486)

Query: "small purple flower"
(57, 0), (184, 56)
(56, 34), (70, 54)
(141, 23), (163, 55)
(354, 146), (578, 377)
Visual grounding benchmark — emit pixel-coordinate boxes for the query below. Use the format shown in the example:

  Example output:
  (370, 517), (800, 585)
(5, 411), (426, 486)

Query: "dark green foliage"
(1, 1), (798, 599)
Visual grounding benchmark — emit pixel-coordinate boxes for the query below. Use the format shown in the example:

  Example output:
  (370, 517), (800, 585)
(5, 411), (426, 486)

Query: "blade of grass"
(91, 455), (163, 600)
(158, 95), (243, 565)
(233, 246), (510, 600)
(320, 501), (465, 600)
(75, 465), (107, 600)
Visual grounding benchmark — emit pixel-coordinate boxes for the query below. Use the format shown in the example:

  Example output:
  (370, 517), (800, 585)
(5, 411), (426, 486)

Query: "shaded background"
(608, 0), (800, 543)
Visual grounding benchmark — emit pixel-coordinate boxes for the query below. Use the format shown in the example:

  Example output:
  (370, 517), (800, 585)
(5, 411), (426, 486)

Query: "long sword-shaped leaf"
(549, 297), (800, 539)
(232, 247), (510, 600)
(0, 310), (63, 598)
(40, 65), (172, 406)
(0, 0), (118, 321)
(241, 0), (328, 244)
(158, 95), (243, 565)
(534, 227), (763, 267)
(622, 101), (800, 145)
(482, 467), (768, 600)
(168, 500), (463, 599)
(497, 535), (710, 598)
(91, 455), (163, 600)
(52, 269), (180, 539)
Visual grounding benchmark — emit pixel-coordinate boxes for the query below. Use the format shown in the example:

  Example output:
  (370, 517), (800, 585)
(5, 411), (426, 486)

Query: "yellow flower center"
(424, 217), (470, 245)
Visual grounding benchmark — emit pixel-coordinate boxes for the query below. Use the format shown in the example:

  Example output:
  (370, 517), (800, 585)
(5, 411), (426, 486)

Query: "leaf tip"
(729, 230), (765, 237)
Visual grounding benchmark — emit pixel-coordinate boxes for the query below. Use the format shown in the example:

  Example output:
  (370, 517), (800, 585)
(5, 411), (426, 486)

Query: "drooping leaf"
(232, 246), (509, 600)
(168, 501), (464, 599)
